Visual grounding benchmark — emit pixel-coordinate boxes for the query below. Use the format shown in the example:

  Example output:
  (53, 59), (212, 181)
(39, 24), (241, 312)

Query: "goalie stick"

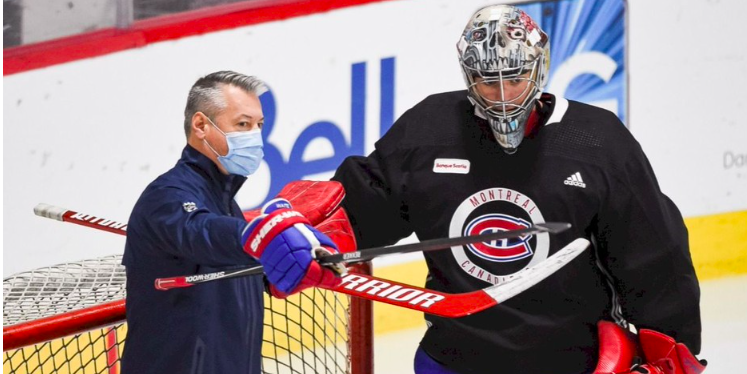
(155, 238), (589, 317)
(34, 203), (585, 318)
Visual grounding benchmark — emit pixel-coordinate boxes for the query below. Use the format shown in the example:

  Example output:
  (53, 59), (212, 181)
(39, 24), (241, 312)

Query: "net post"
(348, 261), (374, 374)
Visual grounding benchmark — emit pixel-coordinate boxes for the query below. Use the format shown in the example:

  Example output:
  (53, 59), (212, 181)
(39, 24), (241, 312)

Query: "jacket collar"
(180, 145), (247, 198)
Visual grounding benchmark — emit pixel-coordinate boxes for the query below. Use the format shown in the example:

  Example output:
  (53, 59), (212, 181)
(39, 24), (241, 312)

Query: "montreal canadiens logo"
(464, 214), (533, 262)
(449, 187), (549, 285)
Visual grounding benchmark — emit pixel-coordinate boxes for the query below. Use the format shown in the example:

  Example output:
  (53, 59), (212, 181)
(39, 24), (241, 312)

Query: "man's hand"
(243, 198), (342, 295)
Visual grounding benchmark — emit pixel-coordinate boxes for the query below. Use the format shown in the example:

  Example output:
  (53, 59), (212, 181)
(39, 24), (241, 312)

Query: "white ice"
(374, 275), (747, 373)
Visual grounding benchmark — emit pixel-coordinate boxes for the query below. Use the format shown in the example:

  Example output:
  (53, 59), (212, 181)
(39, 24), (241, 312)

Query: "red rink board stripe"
(3, 0), (392, 76)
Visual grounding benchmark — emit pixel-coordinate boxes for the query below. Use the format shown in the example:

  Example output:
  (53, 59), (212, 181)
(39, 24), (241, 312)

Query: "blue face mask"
(204, 117), (264, 176)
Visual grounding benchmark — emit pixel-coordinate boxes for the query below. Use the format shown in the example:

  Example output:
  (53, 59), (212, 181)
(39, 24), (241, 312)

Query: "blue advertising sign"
(519, 0), (627, 123)
(256, 57), (396, 206)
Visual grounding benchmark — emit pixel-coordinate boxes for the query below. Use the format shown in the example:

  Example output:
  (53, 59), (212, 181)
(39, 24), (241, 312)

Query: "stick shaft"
(326, 222), (569, 264)
(34, 203), (128, 236)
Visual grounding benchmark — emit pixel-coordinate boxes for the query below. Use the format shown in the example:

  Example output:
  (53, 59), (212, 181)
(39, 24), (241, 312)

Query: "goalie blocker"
(593, 320), (707, 374)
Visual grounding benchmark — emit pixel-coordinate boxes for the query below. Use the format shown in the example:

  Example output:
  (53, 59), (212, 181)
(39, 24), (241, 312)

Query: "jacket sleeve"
(595, 141), (701, 354)
(332, 149), (414, 249)
(134, 186), (253, 266)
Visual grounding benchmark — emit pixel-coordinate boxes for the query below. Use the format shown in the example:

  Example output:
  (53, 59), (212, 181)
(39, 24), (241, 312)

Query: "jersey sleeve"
(595, 141), (701, 353)
(132, 186), (253, 266)
(332, 148), (414, 249)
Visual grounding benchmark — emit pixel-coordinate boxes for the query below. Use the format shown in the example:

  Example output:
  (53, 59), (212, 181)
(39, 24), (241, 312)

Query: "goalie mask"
(457, 5), (550, 153)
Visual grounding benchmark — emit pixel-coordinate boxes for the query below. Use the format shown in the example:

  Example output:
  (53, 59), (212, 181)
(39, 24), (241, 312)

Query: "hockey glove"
(593, 320), (706, 374)
(243, 198), (343, 295)
(630, 329), (706, 374)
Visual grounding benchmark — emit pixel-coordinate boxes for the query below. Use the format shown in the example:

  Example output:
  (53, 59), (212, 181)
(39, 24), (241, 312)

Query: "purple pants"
(414, 346), (461, 374)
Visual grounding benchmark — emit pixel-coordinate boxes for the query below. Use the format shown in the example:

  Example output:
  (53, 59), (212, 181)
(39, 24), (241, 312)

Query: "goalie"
(332, 4), (704, 374)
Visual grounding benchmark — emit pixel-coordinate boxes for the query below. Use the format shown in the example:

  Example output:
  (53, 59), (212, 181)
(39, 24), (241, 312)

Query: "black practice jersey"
(333, 91), (701, 374)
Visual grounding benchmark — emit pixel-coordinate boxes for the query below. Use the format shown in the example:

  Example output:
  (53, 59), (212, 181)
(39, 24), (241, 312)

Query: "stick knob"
(34, 204), (68, 221)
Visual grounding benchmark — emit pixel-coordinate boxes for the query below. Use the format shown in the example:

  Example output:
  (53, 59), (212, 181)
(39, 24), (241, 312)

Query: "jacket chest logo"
(183, 202), (197, 212)
(433, 158), (470, 174)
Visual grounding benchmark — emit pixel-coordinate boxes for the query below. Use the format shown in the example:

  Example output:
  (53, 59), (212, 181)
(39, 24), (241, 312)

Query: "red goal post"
(3, 255), (373, 374)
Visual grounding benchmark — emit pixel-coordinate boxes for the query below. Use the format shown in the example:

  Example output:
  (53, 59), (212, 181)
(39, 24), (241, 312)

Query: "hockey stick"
(157, 238), (589, 317)
(333, 238), (589, 317)
(34, 203), (584, 317)
(33, 203), (569, 265)
(34, 203), (128, 235)
(153, 221), (568, 289)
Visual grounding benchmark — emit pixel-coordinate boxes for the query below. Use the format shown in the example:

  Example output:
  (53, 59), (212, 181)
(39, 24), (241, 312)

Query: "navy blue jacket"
(121, 145), (264, 374)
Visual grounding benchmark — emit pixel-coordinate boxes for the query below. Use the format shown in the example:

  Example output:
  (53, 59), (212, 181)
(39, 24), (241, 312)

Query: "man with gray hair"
(121, 71), (342, 373)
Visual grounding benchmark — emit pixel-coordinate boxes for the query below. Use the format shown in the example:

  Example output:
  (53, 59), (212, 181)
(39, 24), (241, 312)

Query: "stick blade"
(535, 222), (572, 234)
(484, 238), (590, 304)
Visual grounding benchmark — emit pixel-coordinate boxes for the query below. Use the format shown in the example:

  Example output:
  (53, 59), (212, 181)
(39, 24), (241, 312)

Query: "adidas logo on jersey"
(564, 172), (586, 188)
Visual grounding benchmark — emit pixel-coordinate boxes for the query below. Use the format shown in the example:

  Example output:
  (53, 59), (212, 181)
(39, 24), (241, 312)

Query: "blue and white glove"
(243, 198), (342, 296)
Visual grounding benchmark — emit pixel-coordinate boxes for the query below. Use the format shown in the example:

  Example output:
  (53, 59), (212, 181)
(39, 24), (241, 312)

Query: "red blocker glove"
(593, 321), (707, 374)
(314, 207), (357, 254)
(243, 198), (343, 296)
(244, 181), (344, 226)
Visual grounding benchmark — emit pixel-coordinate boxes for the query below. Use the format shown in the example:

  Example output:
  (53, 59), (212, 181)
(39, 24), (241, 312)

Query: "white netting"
(3, 255), (126, 326)
(3, 255), (369, 374)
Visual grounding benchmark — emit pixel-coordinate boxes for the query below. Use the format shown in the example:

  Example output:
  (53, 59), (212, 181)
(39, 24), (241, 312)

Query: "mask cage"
(460, 58), (543, 131)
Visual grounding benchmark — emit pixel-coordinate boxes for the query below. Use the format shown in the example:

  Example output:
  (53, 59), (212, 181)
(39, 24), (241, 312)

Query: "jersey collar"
(181, 144), (247, 198)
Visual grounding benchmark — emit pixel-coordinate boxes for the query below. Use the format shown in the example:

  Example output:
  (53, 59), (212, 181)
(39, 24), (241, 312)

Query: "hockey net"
(3, 255), (373, 374)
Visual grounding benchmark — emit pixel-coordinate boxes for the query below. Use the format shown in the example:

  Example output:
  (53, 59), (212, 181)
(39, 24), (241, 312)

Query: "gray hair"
(183, 71), (266, 138)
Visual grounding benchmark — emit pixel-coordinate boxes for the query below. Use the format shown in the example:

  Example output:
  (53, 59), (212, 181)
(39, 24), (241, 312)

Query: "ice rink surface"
(373, 275), (747, 373)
